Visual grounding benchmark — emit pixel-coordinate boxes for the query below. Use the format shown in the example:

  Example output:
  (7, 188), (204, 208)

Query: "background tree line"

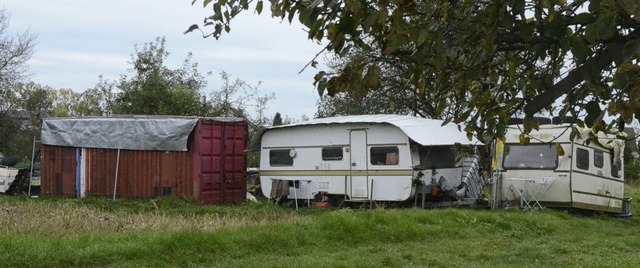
(0, 9), (288, 164)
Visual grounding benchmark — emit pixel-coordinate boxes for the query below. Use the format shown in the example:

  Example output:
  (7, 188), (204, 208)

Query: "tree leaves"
(518, 133), (530, 144)
(110, 37), (213, 116)
(556, 143), (565, 156)
(616, 0), (639, 18)
(584, 11), (617, 43)
(584, 100), (602, 128)
(256, 0), (263, 14)
(363, 65), (381, 91)
(570, 36), (590, 63)
(623, 39), (640, 61)
(192, 0), (640, 141)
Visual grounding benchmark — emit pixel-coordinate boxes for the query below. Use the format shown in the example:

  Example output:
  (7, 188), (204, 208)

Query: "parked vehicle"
(0, 165), (19, 194)
(250, 114), (485, 208)
(491, 123), (630, 214)
(0, 164), (40, 196)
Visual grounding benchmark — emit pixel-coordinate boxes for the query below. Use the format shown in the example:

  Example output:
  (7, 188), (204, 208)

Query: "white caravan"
(0, 166), (19, 194)
(492, 124), (627, 213)
(252, 114), (484, 207)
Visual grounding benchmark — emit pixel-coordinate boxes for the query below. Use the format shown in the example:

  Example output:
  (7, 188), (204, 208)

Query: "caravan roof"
(251, 114), (480, 150)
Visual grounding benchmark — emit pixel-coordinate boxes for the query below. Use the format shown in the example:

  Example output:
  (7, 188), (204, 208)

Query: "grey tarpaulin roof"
(248, 114), (480, 151)
(41, 116), (203, 151)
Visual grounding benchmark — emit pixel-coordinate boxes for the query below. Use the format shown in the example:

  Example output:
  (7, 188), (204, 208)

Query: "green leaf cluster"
(194, 0), (640, 140)
(106, 37), (215, 117)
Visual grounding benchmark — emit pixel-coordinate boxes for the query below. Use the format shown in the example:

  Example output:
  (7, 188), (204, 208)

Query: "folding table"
(508, 177), (557, 210)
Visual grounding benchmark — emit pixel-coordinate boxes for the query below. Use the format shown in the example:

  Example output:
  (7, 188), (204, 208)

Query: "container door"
(196, 119), (246, 204)
(197, 120), (225, 204)
(221, 122), (246, 203)
(349, 130), (369, 199)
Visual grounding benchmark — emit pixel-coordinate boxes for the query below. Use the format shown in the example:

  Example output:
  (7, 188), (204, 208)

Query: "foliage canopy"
(315, 49), (424, 118)
(192, 0), (640, 139)
(104, 37), (214, 116)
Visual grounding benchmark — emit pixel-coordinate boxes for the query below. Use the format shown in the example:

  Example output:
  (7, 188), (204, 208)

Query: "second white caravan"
(492, 124), (628, 213)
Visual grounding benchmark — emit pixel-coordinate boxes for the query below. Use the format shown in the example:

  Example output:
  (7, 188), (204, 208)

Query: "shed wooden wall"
(40, 118), (247, 204)
(40, 146), (76, 197)
(85, 148), (194, 199)
(41, 146), (195, 199)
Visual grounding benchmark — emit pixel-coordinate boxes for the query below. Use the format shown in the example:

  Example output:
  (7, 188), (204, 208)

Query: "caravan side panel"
(498, 142), (573, 206)
(569, 144), (624, 213)
(0, 167), (19, 193)
(259, 123), (414, 201)
(496, 125), (627, 213)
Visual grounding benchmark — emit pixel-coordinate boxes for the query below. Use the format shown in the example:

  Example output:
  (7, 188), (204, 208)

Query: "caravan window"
(322, 147), (343, 161)
(419, 146), (457, 169)
(503, 144), (557, 169)
(576, 148), (589, 170)
(371, 147), (399, 165)
(269, 150), (293, 166)
(594, 150), (604, 168)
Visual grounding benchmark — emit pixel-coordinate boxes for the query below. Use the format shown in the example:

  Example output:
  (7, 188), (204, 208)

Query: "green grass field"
(1, 184), (639, 267)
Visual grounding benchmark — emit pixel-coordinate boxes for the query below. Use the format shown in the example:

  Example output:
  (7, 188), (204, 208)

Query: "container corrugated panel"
(193, 119), (246, 204)
(84, 149), (194, 199)
(40, 117), (246, 205)
(41, 145), (78, 197)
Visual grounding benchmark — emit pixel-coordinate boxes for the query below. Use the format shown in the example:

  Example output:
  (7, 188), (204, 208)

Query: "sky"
(2, 0), (326, 121)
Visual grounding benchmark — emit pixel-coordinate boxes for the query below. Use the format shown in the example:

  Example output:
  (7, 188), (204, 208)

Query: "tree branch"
(298, 45), (328, 74)
(523, 41), (624, 117)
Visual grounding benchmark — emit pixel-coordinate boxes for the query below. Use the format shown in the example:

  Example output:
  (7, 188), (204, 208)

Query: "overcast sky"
(2, 0), (326, 121)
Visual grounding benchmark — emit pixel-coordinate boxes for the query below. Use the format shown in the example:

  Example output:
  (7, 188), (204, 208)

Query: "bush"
(0, 155), (19, 166)
(625, 159), (640, 183)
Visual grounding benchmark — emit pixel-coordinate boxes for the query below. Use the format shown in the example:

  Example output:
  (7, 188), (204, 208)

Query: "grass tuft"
(0, 185), (639, 267)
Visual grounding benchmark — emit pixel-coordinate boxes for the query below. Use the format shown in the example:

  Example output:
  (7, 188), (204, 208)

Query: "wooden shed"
(39, 116), (247, 204)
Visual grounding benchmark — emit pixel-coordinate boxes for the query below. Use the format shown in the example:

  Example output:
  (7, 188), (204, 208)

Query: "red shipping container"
(40, 117), (247, 204)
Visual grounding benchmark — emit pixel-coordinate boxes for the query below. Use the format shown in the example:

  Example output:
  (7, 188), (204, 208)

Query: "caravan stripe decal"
(572, 190), (625, 201)
(570, 170), (624, 183)
(260, 169), (414, 177)
(572, 202), (622, 213)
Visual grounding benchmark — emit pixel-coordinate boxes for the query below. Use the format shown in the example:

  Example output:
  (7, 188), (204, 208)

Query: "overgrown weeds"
(0, 186), (638, 267)
(0, 196), (302, 237)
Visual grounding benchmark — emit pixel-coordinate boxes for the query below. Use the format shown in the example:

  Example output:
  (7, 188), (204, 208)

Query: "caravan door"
(569, 146), (624, 212)
(349, 129), (369, 199)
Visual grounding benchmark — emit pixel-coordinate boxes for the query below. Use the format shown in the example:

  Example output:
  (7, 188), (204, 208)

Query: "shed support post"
(113, 149), (121, 201)
(28, 135), (38, 197)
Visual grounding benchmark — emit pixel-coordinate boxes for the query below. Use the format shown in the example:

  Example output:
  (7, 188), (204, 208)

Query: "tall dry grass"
(0, 197), (302, 237)
(1, 188), (639, 267)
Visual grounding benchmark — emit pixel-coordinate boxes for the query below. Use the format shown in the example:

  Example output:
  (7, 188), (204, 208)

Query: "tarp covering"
(41, 117), (200, 151)
(249, 114), (480, 151)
